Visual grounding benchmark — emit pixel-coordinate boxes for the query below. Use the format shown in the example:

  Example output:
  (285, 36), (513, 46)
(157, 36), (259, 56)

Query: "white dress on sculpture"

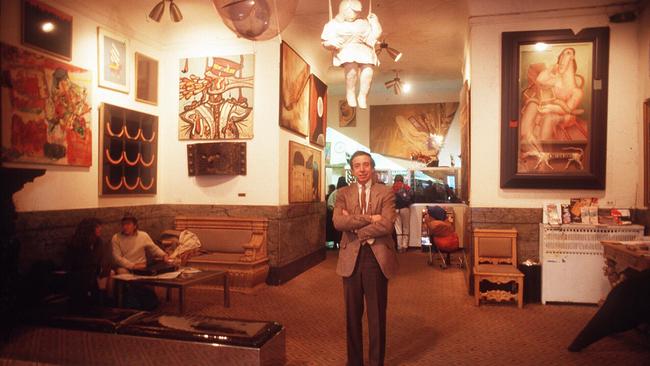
(321, 0), (382, 109)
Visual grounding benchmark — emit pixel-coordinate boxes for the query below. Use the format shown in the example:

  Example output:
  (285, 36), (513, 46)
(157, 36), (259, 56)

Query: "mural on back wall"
(289, 141), (322, 203)
(370, 103), (458, 164)
(0, 43), (92, 166)
(280, 41), (310, 136)
(178, 55), (254, 140)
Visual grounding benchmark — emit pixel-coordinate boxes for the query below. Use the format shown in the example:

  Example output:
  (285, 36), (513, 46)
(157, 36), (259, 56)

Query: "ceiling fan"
(384, 70), (402, 95)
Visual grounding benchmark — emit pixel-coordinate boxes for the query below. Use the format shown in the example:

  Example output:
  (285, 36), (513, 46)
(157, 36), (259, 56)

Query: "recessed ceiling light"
(41, 22), (55, 32)
(402, 83), (412, 93)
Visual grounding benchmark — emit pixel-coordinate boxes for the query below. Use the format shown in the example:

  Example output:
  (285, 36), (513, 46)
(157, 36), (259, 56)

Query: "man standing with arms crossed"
(333, 151), (398, 366)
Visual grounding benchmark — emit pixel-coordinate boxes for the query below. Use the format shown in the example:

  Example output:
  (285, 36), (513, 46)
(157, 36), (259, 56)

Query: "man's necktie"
(361, 184), (367, 214)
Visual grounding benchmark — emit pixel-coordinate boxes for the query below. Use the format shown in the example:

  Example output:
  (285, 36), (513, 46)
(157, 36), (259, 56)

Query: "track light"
(148, 0), (183, 23)
(169, 1), (183, 22)
(384, 70), (402, 95)
(376, 40), (402, 62)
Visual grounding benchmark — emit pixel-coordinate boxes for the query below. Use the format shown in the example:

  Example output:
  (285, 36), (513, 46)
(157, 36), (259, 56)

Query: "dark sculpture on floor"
(568, 269), (650, 351)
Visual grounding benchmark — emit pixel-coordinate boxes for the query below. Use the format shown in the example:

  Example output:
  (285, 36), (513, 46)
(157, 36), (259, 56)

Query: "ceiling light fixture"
(148, 0), (183, 23)
(212, 0), (298, 41)
(384, 70), (402, 95)
(376, 40), (402, 62)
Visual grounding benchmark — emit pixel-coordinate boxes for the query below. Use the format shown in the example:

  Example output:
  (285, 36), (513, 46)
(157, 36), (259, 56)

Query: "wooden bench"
(169, 216), (270, 293)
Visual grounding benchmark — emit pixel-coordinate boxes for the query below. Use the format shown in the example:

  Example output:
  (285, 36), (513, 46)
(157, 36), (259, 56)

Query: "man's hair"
(394, 174), (404, 183)
(121, 214), (138, 226)
(349, 151), (375, 168)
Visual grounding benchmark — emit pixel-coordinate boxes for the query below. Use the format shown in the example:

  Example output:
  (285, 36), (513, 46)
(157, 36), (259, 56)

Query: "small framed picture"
(97, 27), (129, 93)
(21, 0), (73, 61)
(135, 52), (158, 105)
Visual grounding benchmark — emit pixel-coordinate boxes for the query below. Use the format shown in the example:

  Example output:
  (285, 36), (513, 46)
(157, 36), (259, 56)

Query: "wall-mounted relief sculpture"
(1, 43), (92, 166)
(179, 55), (254, 140)
(187, 142), (246, 176)
(289, 141), (321, 203)
(99, 103), (158, 195)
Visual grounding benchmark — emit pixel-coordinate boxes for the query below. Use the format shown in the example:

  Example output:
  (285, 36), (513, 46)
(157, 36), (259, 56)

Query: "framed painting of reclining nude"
(500, 27), (609, 189)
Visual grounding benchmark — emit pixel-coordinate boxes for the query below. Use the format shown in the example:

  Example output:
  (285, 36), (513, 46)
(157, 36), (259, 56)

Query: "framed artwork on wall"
(99, 103), (158, 195)
(309, 74), (327, 147)
(500, 27), (609, 189)
(280, 41), (310, 136)
(643, 99), (650, 208)
(21, 0), (73, 61)
(135, 52), (158, 105)
(178, 55), (254, 140)
(289, 141), (322, 203)
(1, 43), (92, 166)
(97, 27), (129, 93)
(339, 100), (356, 127)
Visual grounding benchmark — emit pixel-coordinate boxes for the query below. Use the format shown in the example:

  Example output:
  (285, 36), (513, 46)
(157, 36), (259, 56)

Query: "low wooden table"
(601, 240), (650, 287)
(114, 270), (230, 313)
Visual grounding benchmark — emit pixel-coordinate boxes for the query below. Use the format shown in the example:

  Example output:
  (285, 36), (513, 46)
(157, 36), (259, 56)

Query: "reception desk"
(408, 203), (468, 248)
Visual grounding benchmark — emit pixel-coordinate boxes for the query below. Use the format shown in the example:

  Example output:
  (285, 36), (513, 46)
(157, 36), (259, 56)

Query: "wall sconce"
(376, 40), (402, 62)
(149, 0), (183, 22)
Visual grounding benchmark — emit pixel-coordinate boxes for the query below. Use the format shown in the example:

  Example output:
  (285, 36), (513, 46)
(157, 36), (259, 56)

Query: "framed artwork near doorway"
(500, 27), (609, 189)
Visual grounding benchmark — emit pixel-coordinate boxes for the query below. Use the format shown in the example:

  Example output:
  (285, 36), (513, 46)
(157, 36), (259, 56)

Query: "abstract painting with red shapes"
(1, 43), (92, 166)
(178, 54), (254, 140)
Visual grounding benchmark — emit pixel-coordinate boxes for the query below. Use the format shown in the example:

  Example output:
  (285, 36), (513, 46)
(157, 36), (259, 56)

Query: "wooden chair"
(473, 228), (524, 308)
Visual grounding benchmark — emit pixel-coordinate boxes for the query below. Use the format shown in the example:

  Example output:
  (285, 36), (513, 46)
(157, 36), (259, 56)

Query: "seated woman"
(64, 218), (112, 308)
(424, 206), (459, 267)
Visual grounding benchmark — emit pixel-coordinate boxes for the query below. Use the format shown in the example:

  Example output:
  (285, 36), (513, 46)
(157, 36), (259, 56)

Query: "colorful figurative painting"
(280, 41), (310, 136)
(517, 42), (593, 173)
(309, 74), (327, 147)
(97, 27), (129, 93)
(289, 141), (322, 203)
(178, 55), (254, 140)
(369, 103), (458, 163)
(100, 103), (158, 195)
(0, 43), (92, 166)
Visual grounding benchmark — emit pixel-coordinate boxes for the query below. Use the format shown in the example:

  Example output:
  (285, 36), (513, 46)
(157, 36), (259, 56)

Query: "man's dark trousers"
(343, 244), (388, 366)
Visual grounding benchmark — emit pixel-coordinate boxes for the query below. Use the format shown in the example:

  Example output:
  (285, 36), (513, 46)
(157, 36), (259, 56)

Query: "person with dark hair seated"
(64, 218), (112, 308)
(568, 269), (650, 352)
(112, 214), (167, 310)
(424, 205), (460, 267)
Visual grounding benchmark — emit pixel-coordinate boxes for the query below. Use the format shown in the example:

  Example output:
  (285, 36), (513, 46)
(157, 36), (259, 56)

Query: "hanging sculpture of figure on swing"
(321, 0), (381, 109)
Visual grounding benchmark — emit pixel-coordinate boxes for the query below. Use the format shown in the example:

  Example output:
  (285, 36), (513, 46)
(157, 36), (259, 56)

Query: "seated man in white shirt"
(112, 214), (168, 274)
